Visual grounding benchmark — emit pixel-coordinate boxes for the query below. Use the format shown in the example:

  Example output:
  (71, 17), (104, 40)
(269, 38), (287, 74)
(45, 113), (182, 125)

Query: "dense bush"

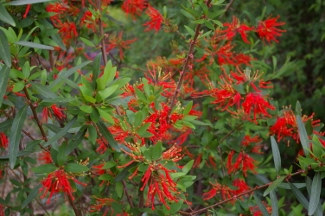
(0, 0), (324, 215)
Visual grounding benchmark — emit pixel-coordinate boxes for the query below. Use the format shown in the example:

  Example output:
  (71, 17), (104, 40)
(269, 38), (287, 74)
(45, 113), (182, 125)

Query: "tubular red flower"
(242, 93), (275, 121)
(0, 133), (8, 149)
(256, 16), (286, 43)
(143, 5), (163, 32)
(38, 151), (53, 164)
(39, 169), (86, 204)
(221, 16), (254, 43)
(122, 0), (148, 18)
(51, 105), (66, 120)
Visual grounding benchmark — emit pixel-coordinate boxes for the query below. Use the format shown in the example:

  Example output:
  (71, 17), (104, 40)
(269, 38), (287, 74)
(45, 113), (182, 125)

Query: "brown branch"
(122, 180), (134, 208)
(179, 169), (306, 215)
(168, 0), (212, 117)
(68, 195), (82, 216)
(96, 0), (107, 66)
(219, 122), (244, 143)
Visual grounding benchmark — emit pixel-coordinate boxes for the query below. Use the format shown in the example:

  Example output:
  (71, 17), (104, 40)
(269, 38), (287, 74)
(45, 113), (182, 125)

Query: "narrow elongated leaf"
(0, 30), (11, 67)
(289, 182), (308, 209)
(49, 61), (91, 88)
(0, 4), (15, 26)
(254, 194), (270, 216)
(97, 121), (120, 152)
(66, 126), (87, 155)
(22, 184), (42, 208)
(270, 191), (278, 216)
(32, 83), (57, 99)
(43, 116), (77, 147)
(0, 65), (10, 107)
(32, 164), (56, 174)
(9, 105), (28, 168)
(8, 0), (54, 5)
(263, 176), (286, 196)
(14, 41), (54, 50)
(0, 119), (13, 132)
(270, 136), (281, 174)
(296, 115), (310, 156)
(115, 181), (123, 198)
(64, 163), (89, 173)
(308, 173), (321, 215)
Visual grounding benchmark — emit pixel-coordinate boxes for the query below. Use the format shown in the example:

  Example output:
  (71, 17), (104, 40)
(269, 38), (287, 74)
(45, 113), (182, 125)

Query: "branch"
(96, 0), (107, 66)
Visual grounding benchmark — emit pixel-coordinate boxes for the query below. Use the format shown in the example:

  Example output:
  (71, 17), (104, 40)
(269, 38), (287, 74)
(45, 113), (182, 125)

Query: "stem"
(219, 123), (244, 143)
(168, 0), (212, 117)
(96, 0), (107, 65)
(122, 180), (134, 208)
(178, 169), (306, 215)
(23, 87), (48, 142)
(68, 195), (82, 216)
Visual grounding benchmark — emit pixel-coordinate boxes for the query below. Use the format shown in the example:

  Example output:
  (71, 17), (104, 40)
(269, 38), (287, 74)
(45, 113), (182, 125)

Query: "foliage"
(0, 0), (324, 215)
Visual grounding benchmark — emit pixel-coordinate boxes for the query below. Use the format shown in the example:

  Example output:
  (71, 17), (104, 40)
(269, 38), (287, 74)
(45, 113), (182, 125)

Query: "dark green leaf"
(57, 143), (67, 166)
(103, 161), (116, 169)
(289, 182), (308, 209)
(270, 191), (278, 216)
(0, 4), (15, 26)
(21, 184), (42, 208)
(32, 164), (57, 174)
(32, 83), (57, 99)
(182, 160), (194, 175)
(180, 9), (195, 19)
(8, 0), (54, 5)
(14, 41), (54, 50)
(0, 119), (13, 132)
(295, 101), (301, 115)
(308, 173), (321, 215)
(152, 142), (163, 161)
(64, 163), (89, 173)
(270, 136), (281, 175)
(254, 194), (270, 216)
(184, 25), (195, 36)
(43, 116), (77, 147)
(0, 29), (11, 67)
(115, 181), (123, 198)
(9, 105), (28, 168)
(97, 121), (120, 152)
(263, 176), (286, 196)
(0, 65), (10, 107)
(114, 162), (137, 182)
(65, 126), (87, 155)
(296, 115), (310, 156)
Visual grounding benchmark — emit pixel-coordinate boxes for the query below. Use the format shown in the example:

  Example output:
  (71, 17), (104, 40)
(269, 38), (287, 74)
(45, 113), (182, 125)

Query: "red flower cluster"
(106, 32), (137, 60)
(143, 5), (164, 32)
(39, 169), (86, 204)
(203, 179), (249, 200)
(227, 151), (257, 177)
(256, 16), (286, 43)
(222, 16), (254, 43)
(122, 0), (148, 18)
(51, 105), (66, 120)
(38, 151), (53, 164)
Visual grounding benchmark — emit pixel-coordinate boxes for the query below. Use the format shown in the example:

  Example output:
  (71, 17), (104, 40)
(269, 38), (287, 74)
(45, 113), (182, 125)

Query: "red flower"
(106, 32), (137, 60)
(232, 179), (249, 195)
(227, 151), (257, 177)
(58, 22), (78, 45)
(140, 164), (179, 210)
(242, 93), (275, 121)
(0, 132), (8, 149)
(222, 16), (254, 43)
(39, 169), (86, 204)
(80, 10), (97, 31)
(122, 0), (148, 18)
(38, 151), (53, 164)
(143, 6), (163, 32)
(256, 16), (286, 43)
(203, 182), (234, 200)
(23, 4), (31, 18)
(51, 105), (66, 120)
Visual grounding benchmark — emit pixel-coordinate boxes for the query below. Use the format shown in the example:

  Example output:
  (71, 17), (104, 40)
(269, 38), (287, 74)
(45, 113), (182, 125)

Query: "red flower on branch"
(0, 132), (8, 149)
(106, 32), (137, 60)
(51, 105), (66, 120)
(38, 151), (53, 164)
(227, 151), (257, 177)
(203, 182), (234, 201)
(143, 5), (163, 32)
(221, 16), (254, 43)
(122, 0), (148, 18)
(256, 16), (286, 43)
(242, 93), (275, 122)
(58, 22), (78, 45)
(39, 169), (86, 204)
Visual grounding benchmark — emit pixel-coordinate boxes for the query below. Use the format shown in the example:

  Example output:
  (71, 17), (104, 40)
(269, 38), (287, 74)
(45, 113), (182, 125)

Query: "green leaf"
(97, 121), (120, 152)
(289, 182), (308, 209)
(57, 143), (67, 166)
(32, 164), (57, 174)
(182, 160), (194, 175)
(8, 0), (54, 5)
(136, 123), (151, 137)
(49, 61), (91, 89)
(184, 25), (195, 36)
(0, 29), (11, 67)
(263, 176), (286, 196)
(80, 37), (95, 47)
(115, 181), (123, 198)
(21, 184), (42, 209)
(43, 116), (77, 147)
(12, 82), (25, 92)
(270, 191), (278, 216)
(9, 105), (28, 168)
(87, 125), (97, 144)
(114, 162), (137, 182)
(183, 101), (193, 115)
(308, 173), (321, 215)
(32, 83), (57, 99)
(0, 119), (13, 132)
(152, 142), (163, 161)
(66, 127), (87, 155)
(180, 9), (195, 19)
(270, 136), (281, 175)
(254, 194), (270, 216)
(14, 41), (54, 50)
(0, 65), (10, 107)
(296, 115), (310, 156)
(0, 4), (15, 26)
(64, 163), (89, 173)
(97, 108), (114, 124)
(98, 84), (119, 100)
(103, 161), (116, 169)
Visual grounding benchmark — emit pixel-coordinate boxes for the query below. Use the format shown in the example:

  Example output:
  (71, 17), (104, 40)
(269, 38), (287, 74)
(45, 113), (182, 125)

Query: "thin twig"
(96, 0), (107, 65)
(122, 180), (134, 208)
